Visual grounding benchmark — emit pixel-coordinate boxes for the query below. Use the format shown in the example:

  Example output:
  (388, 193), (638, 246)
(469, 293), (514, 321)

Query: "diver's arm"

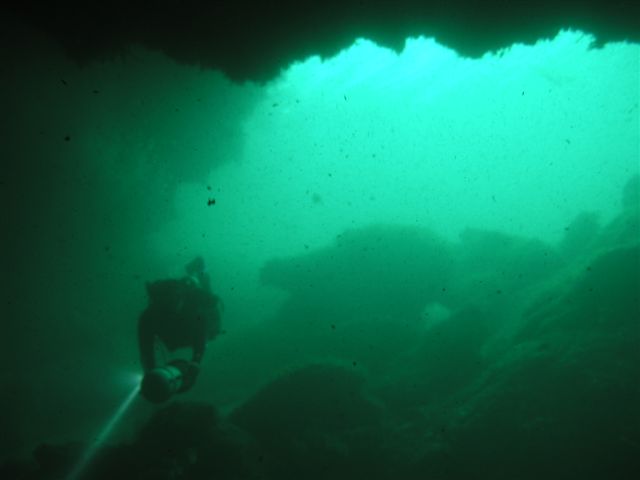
(138, 311), (156, 371)
(178, 331), (204, 393)
(192, 333), (206, 364)
(190, 291), (218, 364)
(198, 271), (211, 293)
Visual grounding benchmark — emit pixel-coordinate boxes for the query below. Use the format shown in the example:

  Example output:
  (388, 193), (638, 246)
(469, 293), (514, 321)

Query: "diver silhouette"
(138, 256), (222, 403)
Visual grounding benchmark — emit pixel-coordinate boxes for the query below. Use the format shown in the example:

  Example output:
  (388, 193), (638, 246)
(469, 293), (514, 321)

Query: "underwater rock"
(622, 174), (639, 211)
(596, 174), (640, 249)
(132, 402), (255, 480)
(135, 402), (219, 454)
(377, 306), (491, 415)
(261, 224), (456, 317)
(457, 228), (564, 306)
(448, 241), (640, 478)
(230, 364), (385, 479)
(257, 224), (458, 375)
(1, 402), (256, 480)
(446, 329), (640, 479)
(231, 364), (381, 439)
(558, 211), (601, 261)
(520, 244), (640, 336)
(7, 1), (640, 83)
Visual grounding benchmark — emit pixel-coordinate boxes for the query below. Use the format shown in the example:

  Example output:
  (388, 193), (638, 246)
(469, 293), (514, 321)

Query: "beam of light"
(66, 381), (141, 480)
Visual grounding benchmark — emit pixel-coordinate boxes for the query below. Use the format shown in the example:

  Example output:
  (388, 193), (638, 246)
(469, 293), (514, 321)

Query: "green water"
(66, 384), (140, 480)
(2, 27), (639, 479)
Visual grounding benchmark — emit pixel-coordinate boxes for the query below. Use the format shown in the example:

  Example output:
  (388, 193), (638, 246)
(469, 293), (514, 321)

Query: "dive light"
(140, 359), (197, 403)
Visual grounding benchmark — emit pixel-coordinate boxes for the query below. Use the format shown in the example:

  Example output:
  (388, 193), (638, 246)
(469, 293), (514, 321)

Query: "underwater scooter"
(140, 359), (200, 403)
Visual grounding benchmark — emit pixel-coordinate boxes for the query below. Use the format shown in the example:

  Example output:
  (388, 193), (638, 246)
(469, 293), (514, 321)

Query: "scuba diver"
(138, 256), (222, 403)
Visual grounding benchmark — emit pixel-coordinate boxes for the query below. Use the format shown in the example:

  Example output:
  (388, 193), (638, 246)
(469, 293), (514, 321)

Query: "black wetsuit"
(138, 276), (221, 372)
